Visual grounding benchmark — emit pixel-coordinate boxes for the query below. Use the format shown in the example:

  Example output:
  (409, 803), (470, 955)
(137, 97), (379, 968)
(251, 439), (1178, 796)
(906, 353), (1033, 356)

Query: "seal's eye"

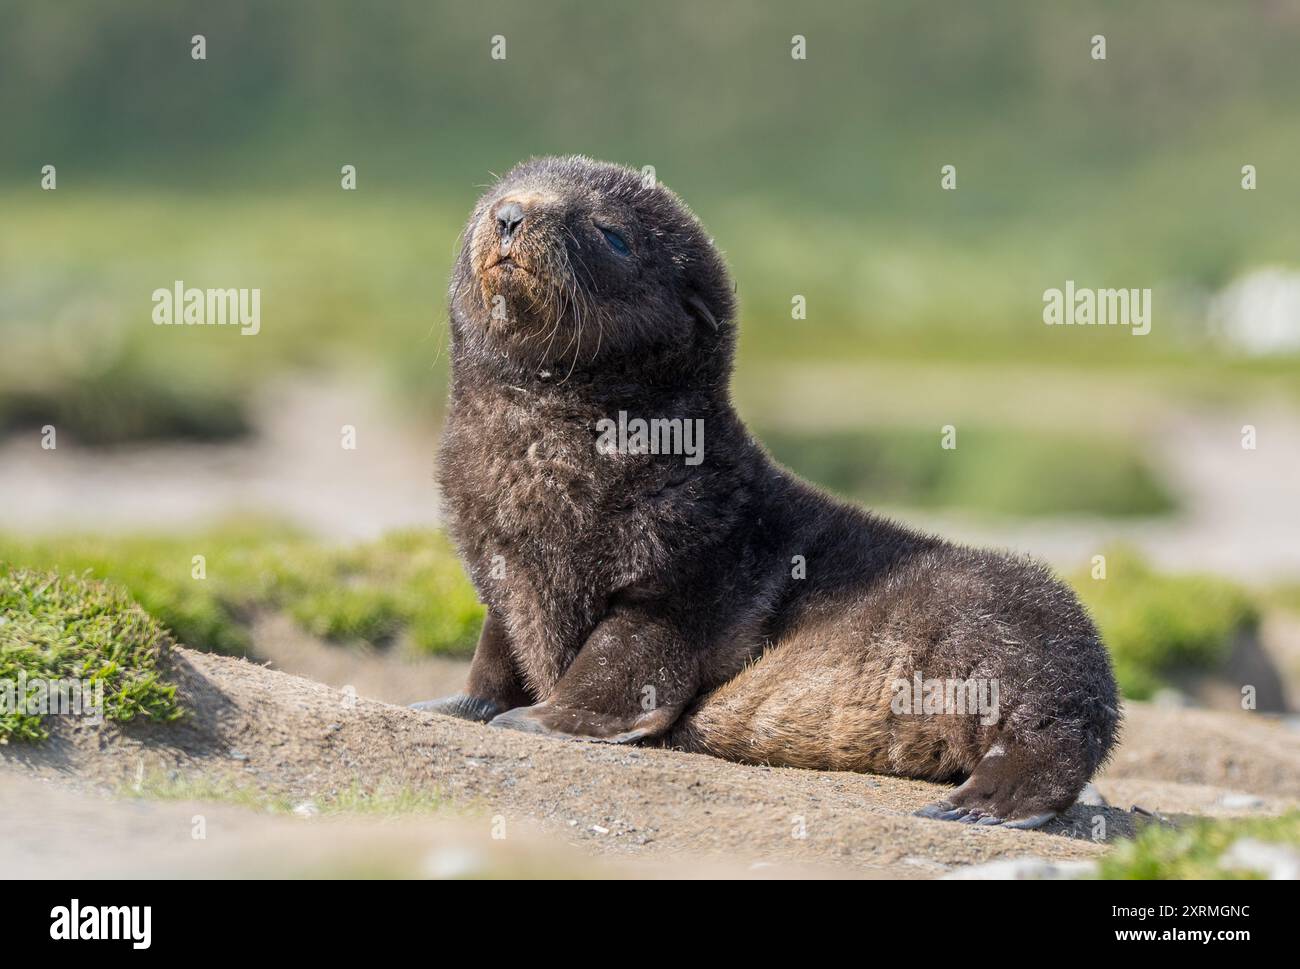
(598, 226), (630, 256)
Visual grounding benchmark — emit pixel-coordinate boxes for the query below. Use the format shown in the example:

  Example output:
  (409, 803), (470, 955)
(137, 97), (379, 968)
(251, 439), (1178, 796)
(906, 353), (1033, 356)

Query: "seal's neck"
(449, 329), (734, 414)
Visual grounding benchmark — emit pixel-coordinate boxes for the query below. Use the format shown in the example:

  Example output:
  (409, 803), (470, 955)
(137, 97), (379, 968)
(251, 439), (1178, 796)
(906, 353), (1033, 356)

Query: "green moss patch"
(0, 525), (483, 659)
(1100, 812), (1300, 879)
(0, 568), (180, 742)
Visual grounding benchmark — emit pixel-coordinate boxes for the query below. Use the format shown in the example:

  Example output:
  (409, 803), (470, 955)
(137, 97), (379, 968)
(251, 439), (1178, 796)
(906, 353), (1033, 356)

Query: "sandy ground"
(2, 645), (1297, 879)
(0, 772), (827, 879)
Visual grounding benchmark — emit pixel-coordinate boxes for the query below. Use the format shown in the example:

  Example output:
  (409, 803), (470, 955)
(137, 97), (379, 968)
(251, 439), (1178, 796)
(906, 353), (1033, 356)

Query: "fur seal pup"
(418, 156), (1120, 828)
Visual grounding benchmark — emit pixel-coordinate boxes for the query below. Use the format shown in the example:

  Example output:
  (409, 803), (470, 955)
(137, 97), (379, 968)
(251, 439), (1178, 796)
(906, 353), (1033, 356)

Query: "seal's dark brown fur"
(421, 155), (1120, 827)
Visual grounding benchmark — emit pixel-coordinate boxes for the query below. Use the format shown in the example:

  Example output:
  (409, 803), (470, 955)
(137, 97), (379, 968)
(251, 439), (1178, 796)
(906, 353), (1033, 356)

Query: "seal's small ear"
(686, 294), (719, 331)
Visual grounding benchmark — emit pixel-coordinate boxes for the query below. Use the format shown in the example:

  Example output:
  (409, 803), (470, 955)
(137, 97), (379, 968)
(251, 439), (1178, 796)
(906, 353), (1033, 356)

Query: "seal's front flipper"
(490, 701), (681, 744)
(410, 694), (504, 723)
(492, 600), (699, 744)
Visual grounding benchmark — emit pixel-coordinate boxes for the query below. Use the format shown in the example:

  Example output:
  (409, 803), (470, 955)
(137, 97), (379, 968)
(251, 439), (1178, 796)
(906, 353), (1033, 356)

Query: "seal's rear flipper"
(913, 799), (1056, 829)
(913, 741), (1076, 830)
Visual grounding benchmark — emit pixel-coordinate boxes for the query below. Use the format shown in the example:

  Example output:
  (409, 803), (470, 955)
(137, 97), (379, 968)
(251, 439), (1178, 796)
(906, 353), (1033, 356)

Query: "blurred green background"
(2, 1), (1299, 704)
(4, 1), (1299, 431)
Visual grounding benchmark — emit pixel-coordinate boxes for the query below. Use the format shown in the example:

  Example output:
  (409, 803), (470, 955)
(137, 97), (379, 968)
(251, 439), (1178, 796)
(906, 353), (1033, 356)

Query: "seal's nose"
(494, 200), (526, 239)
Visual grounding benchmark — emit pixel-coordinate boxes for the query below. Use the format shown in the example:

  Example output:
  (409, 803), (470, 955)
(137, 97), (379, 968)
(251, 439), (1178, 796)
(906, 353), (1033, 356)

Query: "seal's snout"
(493, 199), (526, 246)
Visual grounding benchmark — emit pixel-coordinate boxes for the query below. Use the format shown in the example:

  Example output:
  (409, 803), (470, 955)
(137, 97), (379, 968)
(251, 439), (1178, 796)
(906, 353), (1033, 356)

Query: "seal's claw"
(914, 800), (959, 820)
(410, 694), (503, 723)
(1003, 813), (1056, 830)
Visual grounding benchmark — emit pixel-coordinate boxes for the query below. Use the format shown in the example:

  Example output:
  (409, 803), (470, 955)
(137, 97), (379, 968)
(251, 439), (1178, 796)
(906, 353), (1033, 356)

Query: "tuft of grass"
(1100, 812), (1300, 879)
(319, 781), (445, 818)
(1071, 548), (1258, 699)
(122, 773), (291, 812)
(0, 568), (180, 742)
(760, 426), (1175, 519)
(0, 527), (270, 657)
(0, 525), (483, 659)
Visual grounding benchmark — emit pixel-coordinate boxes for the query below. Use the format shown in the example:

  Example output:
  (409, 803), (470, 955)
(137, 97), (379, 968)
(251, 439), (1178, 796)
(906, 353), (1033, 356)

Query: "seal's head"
(450, 156), (735, 377)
